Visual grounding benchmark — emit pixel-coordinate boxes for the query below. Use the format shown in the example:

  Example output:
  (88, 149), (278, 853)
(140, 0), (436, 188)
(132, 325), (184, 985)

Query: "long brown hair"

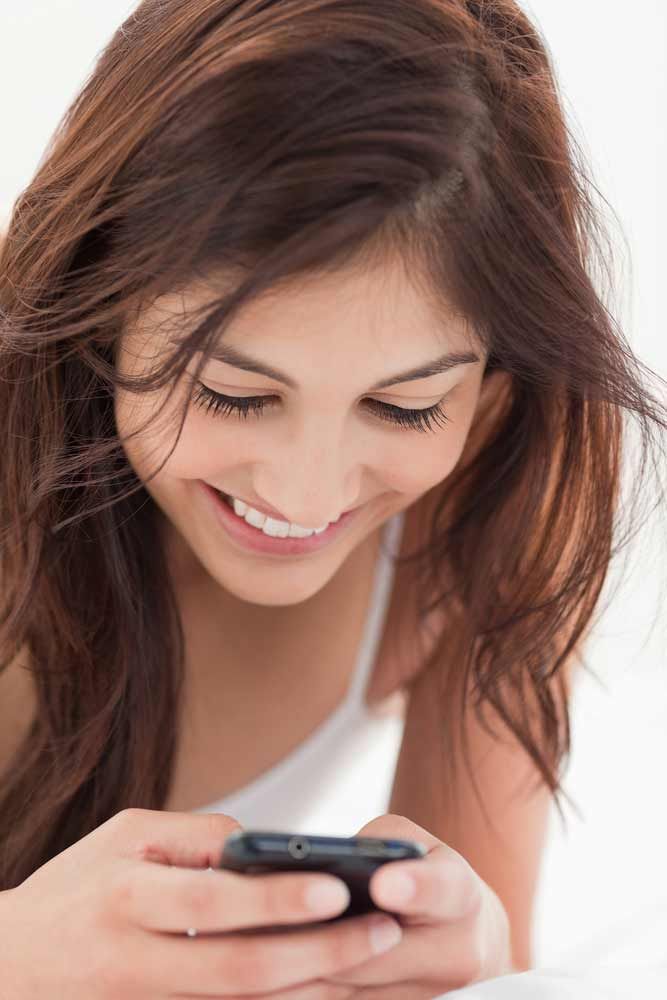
(1, 0), (665, 890)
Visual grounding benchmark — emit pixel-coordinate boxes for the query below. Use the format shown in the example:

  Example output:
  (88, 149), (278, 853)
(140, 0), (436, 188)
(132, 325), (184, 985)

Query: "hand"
(320, 813), (514, 999)
(0, 808), (403, 999)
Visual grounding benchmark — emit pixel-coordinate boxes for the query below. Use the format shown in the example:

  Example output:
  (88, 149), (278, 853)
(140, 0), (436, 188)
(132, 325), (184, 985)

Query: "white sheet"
(443, 964), (667, 1000)
(438, 890), (667, 998)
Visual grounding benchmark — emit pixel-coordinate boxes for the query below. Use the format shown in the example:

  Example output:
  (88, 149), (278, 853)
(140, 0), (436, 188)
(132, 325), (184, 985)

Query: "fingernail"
(304, 879), (350, 913)
(369, 916), (402, 954)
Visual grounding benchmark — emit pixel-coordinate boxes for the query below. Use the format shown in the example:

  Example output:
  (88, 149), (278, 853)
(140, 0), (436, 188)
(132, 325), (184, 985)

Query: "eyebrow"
(207, 342), (480, 390)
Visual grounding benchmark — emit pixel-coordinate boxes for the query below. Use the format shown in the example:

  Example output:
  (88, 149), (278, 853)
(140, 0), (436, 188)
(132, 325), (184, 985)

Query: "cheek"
(117, 402), (240, 491)
(398, 396), (480, 495)
(401, 434), (466, 496)
(114, 386), (195, 485)
(114, 389), (153, 480)
(160, 420), (230, 481)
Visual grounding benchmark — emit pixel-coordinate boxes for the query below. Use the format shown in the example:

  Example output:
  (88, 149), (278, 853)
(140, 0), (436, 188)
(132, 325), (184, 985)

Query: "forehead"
(134, 259), (482, 358)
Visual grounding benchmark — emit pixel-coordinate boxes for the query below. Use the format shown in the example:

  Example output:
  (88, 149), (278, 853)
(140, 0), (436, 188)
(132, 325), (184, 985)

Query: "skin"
(102, 264), (515, 995)
(114, 259), (490, 617)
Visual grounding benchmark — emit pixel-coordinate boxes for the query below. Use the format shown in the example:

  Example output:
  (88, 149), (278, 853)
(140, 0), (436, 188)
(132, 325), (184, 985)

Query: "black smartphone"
(218, 829), (427, 926)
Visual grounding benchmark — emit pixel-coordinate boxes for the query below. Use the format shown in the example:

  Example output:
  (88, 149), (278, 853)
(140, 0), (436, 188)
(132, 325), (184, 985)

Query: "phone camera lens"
(287, 836), (310, 859)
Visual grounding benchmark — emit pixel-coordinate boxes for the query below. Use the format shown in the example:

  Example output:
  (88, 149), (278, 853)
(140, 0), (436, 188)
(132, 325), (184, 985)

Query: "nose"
(239, 422), (363, 526)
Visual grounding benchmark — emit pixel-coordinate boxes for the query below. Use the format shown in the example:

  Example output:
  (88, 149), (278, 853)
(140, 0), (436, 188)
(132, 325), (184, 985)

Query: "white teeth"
(225, 494), (332, 538)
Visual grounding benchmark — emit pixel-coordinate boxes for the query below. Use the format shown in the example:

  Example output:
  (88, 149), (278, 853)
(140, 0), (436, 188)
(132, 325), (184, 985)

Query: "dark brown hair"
(1, 0), (665, 890)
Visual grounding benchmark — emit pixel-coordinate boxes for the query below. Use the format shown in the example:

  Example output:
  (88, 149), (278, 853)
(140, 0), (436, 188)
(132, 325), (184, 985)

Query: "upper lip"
(207, 483), (353, 524)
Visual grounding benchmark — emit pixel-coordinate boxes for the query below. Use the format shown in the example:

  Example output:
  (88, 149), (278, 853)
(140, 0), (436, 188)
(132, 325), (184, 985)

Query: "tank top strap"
(345, 508), (406, 709)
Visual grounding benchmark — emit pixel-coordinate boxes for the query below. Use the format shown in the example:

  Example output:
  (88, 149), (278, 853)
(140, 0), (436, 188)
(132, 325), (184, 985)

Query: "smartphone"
(218, 829), (427, 927)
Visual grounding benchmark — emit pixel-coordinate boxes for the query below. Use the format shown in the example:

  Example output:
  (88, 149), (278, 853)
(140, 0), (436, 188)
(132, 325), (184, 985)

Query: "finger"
(132, 910), (403, 996)
(106, 807), (243, 869)
(369, 849), (484, 923)
(114, 861), (353, 932)
(326, 917), (484, 991)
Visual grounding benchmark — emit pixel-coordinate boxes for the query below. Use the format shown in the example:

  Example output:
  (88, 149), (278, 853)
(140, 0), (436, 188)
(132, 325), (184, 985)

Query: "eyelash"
(191, 382), (451, 434)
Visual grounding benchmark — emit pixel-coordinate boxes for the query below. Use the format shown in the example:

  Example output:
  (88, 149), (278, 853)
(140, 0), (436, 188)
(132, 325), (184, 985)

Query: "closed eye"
(191, 383), (451, 434)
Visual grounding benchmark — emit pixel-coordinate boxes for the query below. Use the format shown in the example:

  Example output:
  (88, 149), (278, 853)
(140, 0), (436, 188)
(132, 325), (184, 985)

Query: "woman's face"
(114, 261), (489, 607)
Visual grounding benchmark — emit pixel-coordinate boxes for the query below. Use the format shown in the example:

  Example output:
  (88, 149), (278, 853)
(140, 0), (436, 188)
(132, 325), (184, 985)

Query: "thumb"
(108, 808), (244, 870)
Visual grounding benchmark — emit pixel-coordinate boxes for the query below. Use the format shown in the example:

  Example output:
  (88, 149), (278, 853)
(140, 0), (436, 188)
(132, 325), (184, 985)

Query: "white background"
(1, 0), (665, 975)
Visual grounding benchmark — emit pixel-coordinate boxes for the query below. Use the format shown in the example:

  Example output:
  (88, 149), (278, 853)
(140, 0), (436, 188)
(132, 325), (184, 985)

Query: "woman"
(0, 0), (665, 996)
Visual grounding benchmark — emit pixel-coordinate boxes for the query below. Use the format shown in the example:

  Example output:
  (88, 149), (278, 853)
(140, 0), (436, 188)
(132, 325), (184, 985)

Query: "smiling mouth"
(210, 487), (358, 523)
(202, 480), (364, 556)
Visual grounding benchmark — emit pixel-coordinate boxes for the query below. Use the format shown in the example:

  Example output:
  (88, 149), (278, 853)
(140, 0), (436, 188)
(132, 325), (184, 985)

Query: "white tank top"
(191, 509), (407, 836)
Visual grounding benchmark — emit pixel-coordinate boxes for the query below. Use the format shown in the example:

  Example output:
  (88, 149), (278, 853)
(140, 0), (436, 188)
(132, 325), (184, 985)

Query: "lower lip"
(199, 482), (361, 557)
